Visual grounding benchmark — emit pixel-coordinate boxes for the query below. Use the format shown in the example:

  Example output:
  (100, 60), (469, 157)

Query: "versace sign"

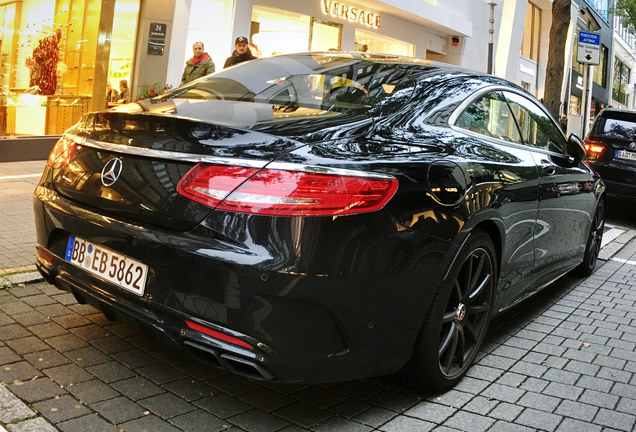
(321, 0), (381, 28)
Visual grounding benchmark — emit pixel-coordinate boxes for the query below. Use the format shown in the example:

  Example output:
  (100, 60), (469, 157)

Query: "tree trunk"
(543, 0), (572, 119)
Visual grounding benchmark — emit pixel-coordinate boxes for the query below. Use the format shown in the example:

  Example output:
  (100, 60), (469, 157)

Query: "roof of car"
(598, 107), (636, 115)
(280, 51), (479, 74)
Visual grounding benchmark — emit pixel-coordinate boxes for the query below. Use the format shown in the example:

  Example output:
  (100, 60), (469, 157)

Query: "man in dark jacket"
(181, 41), (215, 85)
(223, 36), (257, 69)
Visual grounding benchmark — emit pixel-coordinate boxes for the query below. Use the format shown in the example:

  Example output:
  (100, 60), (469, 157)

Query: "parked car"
(584, 108), (636, 201)
(34, 53), (605, 391)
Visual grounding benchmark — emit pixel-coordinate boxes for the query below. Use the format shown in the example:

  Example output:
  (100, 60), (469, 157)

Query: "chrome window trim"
(68, 135), (395, 180)
(448, 85), (570, 159)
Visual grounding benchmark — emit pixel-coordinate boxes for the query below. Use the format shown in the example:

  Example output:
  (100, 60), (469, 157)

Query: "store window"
(521, 2), (540, 62)
(613, 58), (630, 105)
(251, 5), (341, 58)
(592, 45), (607, 87)
(354, 29), (413, 56)
(0, 2), (21, 93)
(0, 0), (139, 137)
(310, 18), (341, 51)
(185, 0), (233, 73)
(55, 0), (100, 96)
(107, 0), (140, 104)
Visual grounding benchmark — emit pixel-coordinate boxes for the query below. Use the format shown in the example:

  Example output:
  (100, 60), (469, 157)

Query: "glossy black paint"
(33, 53), (604, 384)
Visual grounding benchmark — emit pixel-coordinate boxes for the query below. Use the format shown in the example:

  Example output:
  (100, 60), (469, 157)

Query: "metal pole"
(582, 63), (591, 137)
(583, 64), (594, 137)
(488, 2), (495, 74)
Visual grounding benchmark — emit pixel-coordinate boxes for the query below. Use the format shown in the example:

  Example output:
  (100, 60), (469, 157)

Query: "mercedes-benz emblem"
(101, 158), (123, 187)
(630, 142), (636, 151)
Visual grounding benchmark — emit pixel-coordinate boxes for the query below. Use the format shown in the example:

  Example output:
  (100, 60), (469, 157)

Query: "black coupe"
(34, 53), (605, 391)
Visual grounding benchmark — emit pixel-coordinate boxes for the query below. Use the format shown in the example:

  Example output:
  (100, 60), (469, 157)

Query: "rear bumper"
(36, 259), (275, 380)
(34, 186), (447, 383)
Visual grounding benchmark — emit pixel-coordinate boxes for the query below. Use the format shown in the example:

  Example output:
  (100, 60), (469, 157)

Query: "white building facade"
(610, 15), (636, 110)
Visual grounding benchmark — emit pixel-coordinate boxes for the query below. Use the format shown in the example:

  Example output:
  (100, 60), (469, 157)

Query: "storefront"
(1, 0), (472, 143)
(0, 0), (139, 137)
(168, 0), (468, 87)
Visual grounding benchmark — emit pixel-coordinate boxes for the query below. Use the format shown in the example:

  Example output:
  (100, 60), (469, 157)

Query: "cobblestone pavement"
(1, 160), (636, 431)
(0, 161), (43, 273)
(0, 243), (634, 432)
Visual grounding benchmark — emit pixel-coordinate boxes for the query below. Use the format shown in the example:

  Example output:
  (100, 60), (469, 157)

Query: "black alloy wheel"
(576, 199), (605, 277)
(438, 246), (494, 378)
(400, 228), (496, 391)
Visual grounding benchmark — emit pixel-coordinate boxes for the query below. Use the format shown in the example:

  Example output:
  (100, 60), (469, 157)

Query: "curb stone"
(0, 271), (43, 289)
(599, 229), (636, 260)
(0, 385), (42, 432)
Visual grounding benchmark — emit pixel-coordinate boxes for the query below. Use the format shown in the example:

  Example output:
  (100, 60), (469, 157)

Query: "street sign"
(577, 31), (600, 65)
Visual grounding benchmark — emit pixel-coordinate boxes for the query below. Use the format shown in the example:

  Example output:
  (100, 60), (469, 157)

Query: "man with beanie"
(181, 41), (215, 85)
(223, 36), (257, 69)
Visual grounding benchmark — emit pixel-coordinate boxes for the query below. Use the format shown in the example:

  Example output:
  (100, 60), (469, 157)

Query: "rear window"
(596, 112), (636, 140)
(155, 54), (415, 114)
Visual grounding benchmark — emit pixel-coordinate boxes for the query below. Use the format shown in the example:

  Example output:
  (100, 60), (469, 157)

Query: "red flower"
(150, 89), (156, 96)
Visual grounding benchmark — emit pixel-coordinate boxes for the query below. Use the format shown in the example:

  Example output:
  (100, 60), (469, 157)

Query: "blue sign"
(579, 31), (600, 46)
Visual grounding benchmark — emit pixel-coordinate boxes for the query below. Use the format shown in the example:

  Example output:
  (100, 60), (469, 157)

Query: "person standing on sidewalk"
(181, 41), (215, 85)
(223, 36), (257, 69)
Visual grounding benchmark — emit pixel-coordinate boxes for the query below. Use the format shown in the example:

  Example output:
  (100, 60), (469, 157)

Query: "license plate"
(64, 235), (148, 296)
(616, 149), (636, 161)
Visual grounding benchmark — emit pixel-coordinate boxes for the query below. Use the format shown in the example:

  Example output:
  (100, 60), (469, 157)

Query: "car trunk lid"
(48, 111), (305, 231)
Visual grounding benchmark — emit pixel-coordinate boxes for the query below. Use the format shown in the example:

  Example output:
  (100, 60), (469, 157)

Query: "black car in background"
(34, 53), (605, 392)
(584, 108), (636, 201)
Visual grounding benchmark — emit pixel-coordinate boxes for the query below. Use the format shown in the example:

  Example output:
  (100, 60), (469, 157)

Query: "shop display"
(0, 0), (138, 137)
(25, 28), (62, 95)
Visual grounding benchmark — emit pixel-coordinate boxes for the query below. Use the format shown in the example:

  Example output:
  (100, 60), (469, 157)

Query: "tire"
(575, 198), (605, 277)
(400, 228), (497, 391)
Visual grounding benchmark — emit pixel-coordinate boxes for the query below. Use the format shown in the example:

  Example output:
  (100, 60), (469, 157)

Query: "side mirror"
(567, 133), (586, 161)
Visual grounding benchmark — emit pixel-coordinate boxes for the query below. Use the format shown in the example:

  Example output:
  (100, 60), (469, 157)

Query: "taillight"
(47, 137), (76, 169)
(584, 139), (606, 161)
(36, 246), (53, 264)
(177, 163), (398, 216)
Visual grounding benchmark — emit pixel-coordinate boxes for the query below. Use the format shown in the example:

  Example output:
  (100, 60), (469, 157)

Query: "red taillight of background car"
(47, 137), (76, 169)
(584, 139), (606, 161)
(177, 163), (398, 216)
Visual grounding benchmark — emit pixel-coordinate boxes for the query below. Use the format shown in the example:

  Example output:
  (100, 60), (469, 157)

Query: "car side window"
(503, 91), (567, 154)
(455, 91), (522, 143)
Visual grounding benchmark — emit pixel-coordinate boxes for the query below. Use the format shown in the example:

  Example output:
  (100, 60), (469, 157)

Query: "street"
(1, 160), (635, 432)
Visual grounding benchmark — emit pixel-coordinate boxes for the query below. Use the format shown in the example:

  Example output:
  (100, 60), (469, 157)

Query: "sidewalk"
(0, 160), (45, 276)
(0, 161), (46, 289)
(1, 160), (636, 432)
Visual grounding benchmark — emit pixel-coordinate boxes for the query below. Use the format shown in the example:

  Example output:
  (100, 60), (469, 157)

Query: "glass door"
(309, 18), (341, 52)
(251, 6), (310, 57)
(354, 29), (413, 56)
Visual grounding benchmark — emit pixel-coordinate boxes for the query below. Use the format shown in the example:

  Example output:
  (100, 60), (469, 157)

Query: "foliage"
(614, 0), (636, 31)
(137, 82), (173, 100)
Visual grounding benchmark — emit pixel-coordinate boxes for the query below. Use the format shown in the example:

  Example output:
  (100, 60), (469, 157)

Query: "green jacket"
(181, 54), (215, 85)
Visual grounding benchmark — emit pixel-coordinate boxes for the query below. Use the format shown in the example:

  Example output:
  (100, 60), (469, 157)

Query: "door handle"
(539, 159), (556, 176)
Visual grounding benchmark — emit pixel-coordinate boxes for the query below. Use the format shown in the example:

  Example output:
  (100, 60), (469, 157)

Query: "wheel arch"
(473, 219), (503, 278)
